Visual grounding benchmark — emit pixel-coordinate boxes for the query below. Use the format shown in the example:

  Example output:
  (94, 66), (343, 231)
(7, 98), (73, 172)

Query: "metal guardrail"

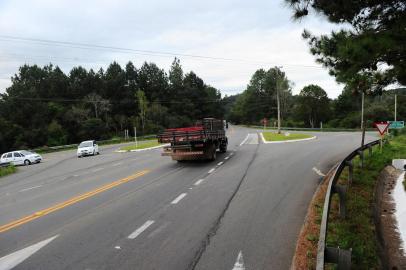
(316, 139), (382, 270)
(249, 125), (375, 132)
(29, 135), (157, 153)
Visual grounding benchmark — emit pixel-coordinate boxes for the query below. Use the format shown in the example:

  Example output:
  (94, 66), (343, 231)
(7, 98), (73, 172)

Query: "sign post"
(134, 127), (137, 148)
(374, 122), (390, 151)
(262, 118), (268, 131)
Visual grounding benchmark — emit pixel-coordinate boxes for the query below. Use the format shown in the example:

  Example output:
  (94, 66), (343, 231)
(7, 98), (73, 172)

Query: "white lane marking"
(194, 179), (205, 186)
(114, 246), (121, 250)
(73, 175), (79, 177)
(312, 167), (326, 177)
(128, 220), (155, 239)
(247, 133), (259, 144)
(92, 167), (104, 172)
(171, 193), (187, 204)
(232, 251), (245, 270)
(239, 134), (249, 146)
(217, 161), (224, 166)
(18, 185), (42, 192)
(224, 157), (229, 160)
(0, 235), (58, 270)
(208, 168), (215, 174)
(112, 162), (122, 167)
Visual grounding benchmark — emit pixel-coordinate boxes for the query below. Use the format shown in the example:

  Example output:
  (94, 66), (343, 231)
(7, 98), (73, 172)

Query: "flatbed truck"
(157, 118), (228, 161)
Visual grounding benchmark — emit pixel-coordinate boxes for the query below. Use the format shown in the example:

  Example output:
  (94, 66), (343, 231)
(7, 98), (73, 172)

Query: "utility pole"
(360, 92), (365, 130)
(361, 92), (366, 147)
(395, 94), (397, 122)
(134, 126), (137, 148)
(276, 67), (282, 134)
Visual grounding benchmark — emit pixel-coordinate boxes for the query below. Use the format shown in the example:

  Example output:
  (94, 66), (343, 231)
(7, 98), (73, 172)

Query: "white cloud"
(0, 0), (344, 97)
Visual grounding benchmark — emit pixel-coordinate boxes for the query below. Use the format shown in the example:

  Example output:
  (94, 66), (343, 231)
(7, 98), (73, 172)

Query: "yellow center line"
(0, 170), (150, 233)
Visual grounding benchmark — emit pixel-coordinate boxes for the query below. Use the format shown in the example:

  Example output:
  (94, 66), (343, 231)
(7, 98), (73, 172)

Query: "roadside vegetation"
(0, 165), (17, 178)
(119, 140), (162, 151)
(298, 131), (406, 269)
(261, 132), (312, 141)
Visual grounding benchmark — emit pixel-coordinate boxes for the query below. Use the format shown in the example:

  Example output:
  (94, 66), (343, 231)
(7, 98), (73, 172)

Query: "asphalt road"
(0, 126), (376, 270)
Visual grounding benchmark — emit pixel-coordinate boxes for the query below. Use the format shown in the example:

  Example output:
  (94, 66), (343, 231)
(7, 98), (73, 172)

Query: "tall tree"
(286, 0), (406, 92)
(295, 84), (331, 128)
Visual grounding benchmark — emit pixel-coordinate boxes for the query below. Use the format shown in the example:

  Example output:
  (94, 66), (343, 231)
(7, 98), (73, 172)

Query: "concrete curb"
(115, 144), (169, 153)
(260, 132), (316, 144)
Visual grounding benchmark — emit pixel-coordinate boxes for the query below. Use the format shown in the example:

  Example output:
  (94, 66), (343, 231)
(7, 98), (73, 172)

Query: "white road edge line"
(0, 235), (59, 270)
(232, 251), (245, 270)
(260, 132), (317, 144)
(19, 185), (42, 192)
(217, 161), (223, 166)
(171, 193), (187, 204)
(194, 179), (205, 186)
(128, 220), (155, 239)
(312, 167), (326, 177)
(208, 168), (215, 174)
(239, 134), (250, 146)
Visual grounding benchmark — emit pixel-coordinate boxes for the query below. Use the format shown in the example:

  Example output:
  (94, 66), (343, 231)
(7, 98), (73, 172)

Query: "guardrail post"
(345, 161), (353, 185)
(368, 145), (372, 156)
(357, 150), (364, 168)
(325, 247), (352, 270)
(333, 184), (347, 218)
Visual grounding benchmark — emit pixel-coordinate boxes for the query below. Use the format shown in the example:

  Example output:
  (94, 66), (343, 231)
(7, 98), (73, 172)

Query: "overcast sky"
(0, 0), (345, 98)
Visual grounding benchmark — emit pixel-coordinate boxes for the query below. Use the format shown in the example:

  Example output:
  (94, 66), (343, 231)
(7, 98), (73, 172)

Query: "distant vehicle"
(0, 150), (42, 166)
(157, 118), (228, 161)
(77, 140), (99, 158)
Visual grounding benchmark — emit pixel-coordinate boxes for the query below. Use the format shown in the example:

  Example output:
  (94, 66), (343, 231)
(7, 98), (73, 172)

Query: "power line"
(0, 35), (325, 69)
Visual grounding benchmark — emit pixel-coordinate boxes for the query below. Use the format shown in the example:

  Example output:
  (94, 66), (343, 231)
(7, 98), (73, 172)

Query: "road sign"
(374, 121), (390, 135)
(389, 121), (404, 129)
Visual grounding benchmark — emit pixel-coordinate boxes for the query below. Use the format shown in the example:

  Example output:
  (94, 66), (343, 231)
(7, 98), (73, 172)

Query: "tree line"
(226, 67), (406, 129)
(1, 60), (404, 153)
(0, 58), (223, 153)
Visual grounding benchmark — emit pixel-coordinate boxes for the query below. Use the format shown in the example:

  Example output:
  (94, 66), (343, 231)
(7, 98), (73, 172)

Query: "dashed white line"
(224, 157), (229, 160)
(194, 179), (205, 186)
(239, 134), (249, 146)
(92, 167), (104, 172)
(171, 193), (187, 204)
(112, 162), (122, 167)
(19, 185), (42, 192)
(128, 220), (155, 239)
(114, 246), (121, 250)
(208, 168), (215, 174)
(312, 167), (326, 177)
(217, 161), (224, 166)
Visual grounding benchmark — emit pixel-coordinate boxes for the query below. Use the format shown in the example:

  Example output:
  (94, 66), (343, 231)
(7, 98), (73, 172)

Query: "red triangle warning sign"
(374, 122), (389, 135)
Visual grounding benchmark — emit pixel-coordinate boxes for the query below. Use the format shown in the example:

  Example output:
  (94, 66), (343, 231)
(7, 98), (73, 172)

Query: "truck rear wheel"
(219, 141), (227, 153)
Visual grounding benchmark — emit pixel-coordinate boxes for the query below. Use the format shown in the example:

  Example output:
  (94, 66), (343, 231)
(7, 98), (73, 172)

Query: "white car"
(77, 140), (99, 157)
(0, 150), (42, 166)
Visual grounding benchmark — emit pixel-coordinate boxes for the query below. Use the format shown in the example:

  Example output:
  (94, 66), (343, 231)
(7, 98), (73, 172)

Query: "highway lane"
(0, 127), (375, 269)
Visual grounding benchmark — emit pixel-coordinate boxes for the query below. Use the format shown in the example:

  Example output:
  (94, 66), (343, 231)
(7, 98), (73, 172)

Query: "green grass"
(262, 132), (313, 141)
(0, 165), (17, 178)
(324, 133), (406, 269)
(119, 140), (162, 151)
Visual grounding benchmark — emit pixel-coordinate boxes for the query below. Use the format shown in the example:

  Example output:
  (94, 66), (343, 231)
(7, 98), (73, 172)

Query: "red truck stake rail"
(157, 118), (228, 161)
